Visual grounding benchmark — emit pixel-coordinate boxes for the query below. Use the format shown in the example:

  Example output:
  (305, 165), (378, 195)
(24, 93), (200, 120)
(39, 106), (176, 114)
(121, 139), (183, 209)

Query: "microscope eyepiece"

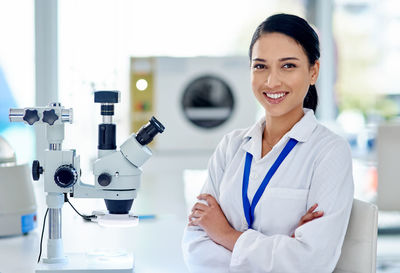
(100, 104), (114, 116)
(135, 117), (165, 146)
(94, 91), (120, 104)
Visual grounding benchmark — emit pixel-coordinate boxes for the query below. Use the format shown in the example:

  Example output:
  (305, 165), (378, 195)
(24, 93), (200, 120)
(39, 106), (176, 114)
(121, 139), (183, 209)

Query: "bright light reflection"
(94, 212), (139, 228)
(136, 79), (148, 91)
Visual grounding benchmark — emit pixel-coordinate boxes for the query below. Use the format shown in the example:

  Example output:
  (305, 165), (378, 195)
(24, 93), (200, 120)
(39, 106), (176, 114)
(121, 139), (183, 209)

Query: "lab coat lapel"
(241, 117), (264, 161)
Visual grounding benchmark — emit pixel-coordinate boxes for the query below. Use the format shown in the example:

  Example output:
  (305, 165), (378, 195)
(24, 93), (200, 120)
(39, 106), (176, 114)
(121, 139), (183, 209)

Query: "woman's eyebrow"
(252, 57), (300, 62)
(279, 57), (300, 61)
(252, 58), (266, 62)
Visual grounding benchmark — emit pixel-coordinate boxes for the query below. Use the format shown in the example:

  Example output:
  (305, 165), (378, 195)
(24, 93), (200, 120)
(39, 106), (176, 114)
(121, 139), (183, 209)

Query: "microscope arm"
(72, 182), (137, 199)
(72, 150), (142, 200)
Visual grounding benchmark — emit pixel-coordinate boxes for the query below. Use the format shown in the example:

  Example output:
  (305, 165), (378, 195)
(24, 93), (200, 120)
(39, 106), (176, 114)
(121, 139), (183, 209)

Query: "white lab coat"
(182, 109), (354, 273)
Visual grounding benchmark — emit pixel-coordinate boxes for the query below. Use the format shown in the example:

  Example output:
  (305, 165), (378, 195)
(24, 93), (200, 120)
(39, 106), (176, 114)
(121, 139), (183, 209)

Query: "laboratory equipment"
(0, 136), (37, 236)
(9, 90), (164, 272)
(130, 56), (258, 154)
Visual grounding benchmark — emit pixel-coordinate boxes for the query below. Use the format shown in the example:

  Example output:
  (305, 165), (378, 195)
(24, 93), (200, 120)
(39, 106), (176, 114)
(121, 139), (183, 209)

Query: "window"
(0, 0), (35, 164)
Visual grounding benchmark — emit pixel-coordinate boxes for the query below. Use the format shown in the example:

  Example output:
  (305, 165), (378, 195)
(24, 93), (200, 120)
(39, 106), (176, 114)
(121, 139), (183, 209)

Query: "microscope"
(9, 90), (164, 272)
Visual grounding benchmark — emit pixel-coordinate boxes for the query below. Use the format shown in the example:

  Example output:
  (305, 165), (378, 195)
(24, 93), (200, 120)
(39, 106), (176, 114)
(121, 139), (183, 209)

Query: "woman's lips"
(262, 91), (289, 104)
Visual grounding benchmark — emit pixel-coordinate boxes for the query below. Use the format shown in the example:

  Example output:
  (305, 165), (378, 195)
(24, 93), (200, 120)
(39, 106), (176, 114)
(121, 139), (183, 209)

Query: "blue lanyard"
(242, 138), (298, 229)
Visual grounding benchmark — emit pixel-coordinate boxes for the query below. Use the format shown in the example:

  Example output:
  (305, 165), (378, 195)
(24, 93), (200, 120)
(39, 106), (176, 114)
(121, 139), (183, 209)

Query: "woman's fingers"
(191, 195), (218, 213)
(189, 210), (200, 219)
(313, 211), (324, 218)
(188, 219), (199, 226)
(292, 207), (324, 237)
(188, 209), (203, 226)
(302, 204), (321, 222)
(197, 194), (218, 206)
(191, 209), (202, 218)
(190, 194), (218, 214)
(191, 202), (209, 212)
(307, 203), (318, 213)
(299, 210), (324, 225)
(187, 194), (220, 227)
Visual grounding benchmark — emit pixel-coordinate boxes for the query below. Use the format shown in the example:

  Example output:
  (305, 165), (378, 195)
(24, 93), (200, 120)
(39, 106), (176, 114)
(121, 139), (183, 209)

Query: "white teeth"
(265, 92), (286, 99)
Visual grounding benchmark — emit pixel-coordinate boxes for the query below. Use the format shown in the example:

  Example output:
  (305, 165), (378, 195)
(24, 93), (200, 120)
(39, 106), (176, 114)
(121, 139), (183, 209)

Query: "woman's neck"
(263, 106), (305, 147)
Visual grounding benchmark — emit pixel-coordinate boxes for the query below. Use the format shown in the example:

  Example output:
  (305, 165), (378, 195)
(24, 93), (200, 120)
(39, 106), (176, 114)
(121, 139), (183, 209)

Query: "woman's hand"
(188, 194), (242, 251)
(291, 203), (324, 237)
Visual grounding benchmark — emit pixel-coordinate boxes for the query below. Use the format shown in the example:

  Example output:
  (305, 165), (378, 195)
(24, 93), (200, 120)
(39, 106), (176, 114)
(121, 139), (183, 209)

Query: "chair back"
(333, 199), (378, 273)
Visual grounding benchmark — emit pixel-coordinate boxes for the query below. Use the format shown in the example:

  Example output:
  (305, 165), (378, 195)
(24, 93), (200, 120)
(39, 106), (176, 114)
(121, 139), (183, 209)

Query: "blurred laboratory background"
(1, 0), (400, 272)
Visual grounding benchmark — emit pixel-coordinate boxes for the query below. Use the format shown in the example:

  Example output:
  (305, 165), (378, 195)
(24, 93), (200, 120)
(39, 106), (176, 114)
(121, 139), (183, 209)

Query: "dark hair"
(249, 13), (320, 112)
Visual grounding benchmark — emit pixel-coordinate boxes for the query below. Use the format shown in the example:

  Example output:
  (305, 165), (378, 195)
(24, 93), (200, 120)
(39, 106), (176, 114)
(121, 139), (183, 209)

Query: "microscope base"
(36, 252), (134, 273)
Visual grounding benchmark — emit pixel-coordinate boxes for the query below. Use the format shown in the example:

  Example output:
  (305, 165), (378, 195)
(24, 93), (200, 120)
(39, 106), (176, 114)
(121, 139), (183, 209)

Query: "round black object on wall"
(181, 75), (234, 129)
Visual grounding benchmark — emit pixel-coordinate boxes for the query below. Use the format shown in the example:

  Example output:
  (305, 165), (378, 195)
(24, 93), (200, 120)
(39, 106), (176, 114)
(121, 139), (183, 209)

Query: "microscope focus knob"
(42, 109), (59, 125)
(98, 173), (112, 187)
(23, 109), (40, 125)
(32, 160), (43, 181)
(54, 165), (78, 188)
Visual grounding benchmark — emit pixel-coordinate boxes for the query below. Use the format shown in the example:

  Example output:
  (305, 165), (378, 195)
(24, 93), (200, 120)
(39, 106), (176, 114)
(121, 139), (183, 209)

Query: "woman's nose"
(265, 70), (281, 89)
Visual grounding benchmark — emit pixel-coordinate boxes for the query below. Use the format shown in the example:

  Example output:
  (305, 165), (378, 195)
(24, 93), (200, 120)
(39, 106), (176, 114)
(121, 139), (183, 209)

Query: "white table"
(0, 170), (190, 273)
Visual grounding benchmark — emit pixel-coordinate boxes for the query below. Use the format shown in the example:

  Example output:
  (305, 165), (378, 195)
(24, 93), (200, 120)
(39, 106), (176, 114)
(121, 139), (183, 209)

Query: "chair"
(333, 199), (378, 273)
(377, 123), (400, 211)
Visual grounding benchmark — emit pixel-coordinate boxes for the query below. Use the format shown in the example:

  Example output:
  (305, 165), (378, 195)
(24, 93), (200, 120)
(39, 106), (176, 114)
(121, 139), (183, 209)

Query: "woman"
(182, 14), (354, 273)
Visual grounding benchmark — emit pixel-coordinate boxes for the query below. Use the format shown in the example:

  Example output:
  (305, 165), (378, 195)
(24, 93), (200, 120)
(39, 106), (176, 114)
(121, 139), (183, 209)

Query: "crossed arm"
(183, 135), (353, 272)
(188, 194), (323, 251)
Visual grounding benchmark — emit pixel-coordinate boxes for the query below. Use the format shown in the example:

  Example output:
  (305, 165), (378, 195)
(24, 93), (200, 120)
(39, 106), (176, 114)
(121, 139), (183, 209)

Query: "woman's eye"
(283, 63), (296, 69)
(253, 64), (265, 70)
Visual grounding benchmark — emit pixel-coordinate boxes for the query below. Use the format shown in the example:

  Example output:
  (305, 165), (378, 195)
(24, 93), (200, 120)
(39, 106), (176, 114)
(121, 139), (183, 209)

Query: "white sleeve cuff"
(230, 229), (257, 267)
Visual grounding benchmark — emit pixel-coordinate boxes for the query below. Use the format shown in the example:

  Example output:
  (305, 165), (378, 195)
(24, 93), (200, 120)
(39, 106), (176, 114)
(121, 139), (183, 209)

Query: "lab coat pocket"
(258, 187), (309, 236)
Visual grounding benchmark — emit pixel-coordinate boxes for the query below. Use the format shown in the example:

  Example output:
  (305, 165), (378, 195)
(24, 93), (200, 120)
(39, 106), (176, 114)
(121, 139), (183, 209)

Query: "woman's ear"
(310, 60), (320, 85)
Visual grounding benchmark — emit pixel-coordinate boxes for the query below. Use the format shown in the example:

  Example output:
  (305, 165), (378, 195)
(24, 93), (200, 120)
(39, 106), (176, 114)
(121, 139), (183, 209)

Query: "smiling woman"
(182, 14), (354, 273)
(251, 33), (318, 116)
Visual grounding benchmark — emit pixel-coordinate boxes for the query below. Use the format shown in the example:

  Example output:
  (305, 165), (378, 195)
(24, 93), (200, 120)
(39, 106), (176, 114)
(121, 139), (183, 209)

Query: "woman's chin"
(263, 105), (304, 119)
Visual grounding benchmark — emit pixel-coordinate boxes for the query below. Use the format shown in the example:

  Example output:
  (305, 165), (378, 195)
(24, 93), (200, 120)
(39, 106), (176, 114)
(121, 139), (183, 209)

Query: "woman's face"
(251, 32), (319, 118)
